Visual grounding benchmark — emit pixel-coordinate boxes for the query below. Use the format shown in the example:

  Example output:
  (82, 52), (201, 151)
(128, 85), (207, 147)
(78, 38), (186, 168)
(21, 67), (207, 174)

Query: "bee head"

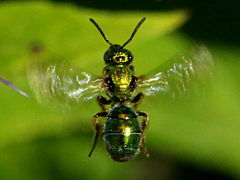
(89, 17), (145, 65)
(104, 44), (133, 65)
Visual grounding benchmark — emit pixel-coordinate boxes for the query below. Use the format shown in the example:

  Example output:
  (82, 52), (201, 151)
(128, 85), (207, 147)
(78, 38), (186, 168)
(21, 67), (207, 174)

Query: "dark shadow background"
(50, 0), (240, 45)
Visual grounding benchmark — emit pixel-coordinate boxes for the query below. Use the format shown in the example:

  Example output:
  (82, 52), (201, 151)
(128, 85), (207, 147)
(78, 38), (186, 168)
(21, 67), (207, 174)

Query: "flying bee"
(0, 77), (31, 97)
(28, 18), (213, 162)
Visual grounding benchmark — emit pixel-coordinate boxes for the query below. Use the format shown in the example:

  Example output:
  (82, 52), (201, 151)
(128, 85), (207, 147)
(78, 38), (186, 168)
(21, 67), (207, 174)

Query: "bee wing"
(28, 47), (103, 108)
(137, 46), (213, 98)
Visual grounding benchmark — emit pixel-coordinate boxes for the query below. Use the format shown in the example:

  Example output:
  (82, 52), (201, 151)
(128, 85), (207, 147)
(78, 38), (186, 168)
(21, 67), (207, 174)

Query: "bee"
(28, 18), (213, 162)
(0, 77), (30, 97)
(87, 18), (149, 162)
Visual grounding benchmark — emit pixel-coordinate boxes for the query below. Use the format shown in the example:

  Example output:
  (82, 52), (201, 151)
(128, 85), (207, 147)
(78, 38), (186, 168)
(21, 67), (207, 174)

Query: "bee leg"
(132, 92), (144, 108)
(137, 111), (149, 157)
(89, 111), (108, 157)
(97, 95), (111, 111)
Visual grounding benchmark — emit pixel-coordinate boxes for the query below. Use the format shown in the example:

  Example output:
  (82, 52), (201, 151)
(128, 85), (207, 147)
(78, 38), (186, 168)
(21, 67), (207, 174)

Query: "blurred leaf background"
(0, 0), (239, 180)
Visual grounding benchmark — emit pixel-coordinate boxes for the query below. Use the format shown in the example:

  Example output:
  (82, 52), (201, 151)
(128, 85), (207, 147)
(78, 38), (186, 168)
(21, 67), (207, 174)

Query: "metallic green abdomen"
(103, 106), (142, 162)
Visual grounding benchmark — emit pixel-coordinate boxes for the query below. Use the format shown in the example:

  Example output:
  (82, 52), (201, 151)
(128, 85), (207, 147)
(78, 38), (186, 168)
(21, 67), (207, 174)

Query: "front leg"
(137, 111), (149, 157)
(89, 111), (108, 157)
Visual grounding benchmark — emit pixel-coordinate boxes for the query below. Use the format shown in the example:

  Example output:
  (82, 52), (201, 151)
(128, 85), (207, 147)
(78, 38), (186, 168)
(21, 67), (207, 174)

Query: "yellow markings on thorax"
(111, 67), (132, 91)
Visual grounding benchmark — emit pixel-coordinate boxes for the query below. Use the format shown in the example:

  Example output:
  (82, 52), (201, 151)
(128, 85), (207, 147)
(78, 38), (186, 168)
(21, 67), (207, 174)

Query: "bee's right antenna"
(121, 17), (146, 49)
(89, 18), (113, 46)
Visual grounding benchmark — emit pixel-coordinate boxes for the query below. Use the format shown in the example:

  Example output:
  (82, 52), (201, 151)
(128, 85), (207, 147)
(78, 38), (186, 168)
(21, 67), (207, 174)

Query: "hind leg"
(137, 111), (149, 157)
(97, 95), (111, 111)
(89, 111), (108, 157)
(132, 92), (144, 108)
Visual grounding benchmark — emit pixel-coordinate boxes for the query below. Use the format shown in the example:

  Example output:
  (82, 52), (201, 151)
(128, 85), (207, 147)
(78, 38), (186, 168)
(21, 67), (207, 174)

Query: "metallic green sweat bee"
(87, 18), (149, 161)
(28, 18), (213, 162)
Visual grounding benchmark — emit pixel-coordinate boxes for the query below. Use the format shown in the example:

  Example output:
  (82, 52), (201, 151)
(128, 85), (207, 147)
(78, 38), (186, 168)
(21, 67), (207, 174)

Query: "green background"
(0, 0), (239, 179)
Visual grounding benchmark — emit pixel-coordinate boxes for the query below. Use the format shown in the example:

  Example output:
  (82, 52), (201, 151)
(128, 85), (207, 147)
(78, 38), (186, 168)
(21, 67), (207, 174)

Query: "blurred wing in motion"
(137, 46), (213, 98)
(0, 77), (31, 97)
(28, 46), (103, 108)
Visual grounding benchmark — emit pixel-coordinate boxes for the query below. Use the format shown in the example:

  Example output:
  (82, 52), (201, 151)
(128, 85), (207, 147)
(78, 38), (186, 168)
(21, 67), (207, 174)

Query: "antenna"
(89, 18), (113, 45)
(121, 17), (146, 49)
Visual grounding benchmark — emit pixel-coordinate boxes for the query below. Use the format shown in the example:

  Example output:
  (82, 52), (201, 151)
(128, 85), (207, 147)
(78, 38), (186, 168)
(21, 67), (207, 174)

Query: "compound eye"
(109, 57), (113, 61)
(128, 55), (133, 60)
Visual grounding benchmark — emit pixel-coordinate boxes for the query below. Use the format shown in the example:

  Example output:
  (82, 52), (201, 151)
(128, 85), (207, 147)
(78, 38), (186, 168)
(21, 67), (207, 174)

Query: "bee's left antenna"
(89, 18), (113, 46)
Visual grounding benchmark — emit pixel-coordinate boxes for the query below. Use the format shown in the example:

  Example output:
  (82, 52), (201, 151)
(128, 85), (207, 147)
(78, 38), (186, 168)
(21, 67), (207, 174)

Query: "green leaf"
(0, 1), (188, 147)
